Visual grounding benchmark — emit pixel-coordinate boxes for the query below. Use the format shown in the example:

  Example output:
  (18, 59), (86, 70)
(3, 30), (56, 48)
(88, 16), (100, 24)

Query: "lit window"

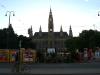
(50, 29), (52, 31)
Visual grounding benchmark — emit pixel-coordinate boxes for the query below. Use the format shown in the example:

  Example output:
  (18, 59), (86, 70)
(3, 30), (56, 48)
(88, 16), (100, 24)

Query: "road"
(0, 63), (100, 75)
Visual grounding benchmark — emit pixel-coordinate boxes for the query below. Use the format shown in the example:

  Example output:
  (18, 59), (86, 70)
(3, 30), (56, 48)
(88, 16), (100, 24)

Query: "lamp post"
(98, 11), (100, 16)
(5, 11), (15, 63)
(5, 11), (15, 25)
(19, 40), (21, 65)
(5, 11), (15, 48)
(17, 40), (22, 72)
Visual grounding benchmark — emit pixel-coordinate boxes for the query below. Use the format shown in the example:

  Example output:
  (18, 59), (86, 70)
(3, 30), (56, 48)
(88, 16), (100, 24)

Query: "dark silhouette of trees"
(18, 35), (36, 49)
(65, 37), (79, 62)
(0, 26), (35, 49)
(66, 37), (80, 50)
(0, 28), (18, 49)
(79, 30), (100, 49)
(66, 29), (100, 50)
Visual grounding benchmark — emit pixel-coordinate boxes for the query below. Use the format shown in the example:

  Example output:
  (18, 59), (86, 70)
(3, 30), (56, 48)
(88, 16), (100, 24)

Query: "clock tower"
(48, 8), (54, 32)
(48, 8), (54, 48)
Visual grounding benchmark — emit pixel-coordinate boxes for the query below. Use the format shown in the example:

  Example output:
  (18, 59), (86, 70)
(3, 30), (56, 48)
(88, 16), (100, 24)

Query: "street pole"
(5, 11), (15, 63)
(98, 11), (100, 16)
(18, 40), (21, 72)
(93, 24), (95, 30)
(5, 11), (15, 25)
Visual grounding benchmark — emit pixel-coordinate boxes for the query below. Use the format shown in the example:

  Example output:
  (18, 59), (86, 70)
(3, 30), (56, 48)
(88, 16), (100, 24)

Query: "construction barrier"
(0, 49), (9, 62)
(0, 48), (37, 63)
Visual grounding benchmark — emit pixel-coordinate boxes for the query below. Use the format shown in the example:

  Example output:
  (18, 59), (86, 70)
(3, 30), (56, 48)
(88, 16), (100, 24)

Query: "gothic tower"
(60, 25), (63, 32)
(69, 25), (73, 37)
(48, 8), (54, 32)
(60, 25), (63, 36)
(39, 25), (42, 36)
(48, 8), (54, 48)
(28, 25), (33, 38)
(39, 25), (42, 32)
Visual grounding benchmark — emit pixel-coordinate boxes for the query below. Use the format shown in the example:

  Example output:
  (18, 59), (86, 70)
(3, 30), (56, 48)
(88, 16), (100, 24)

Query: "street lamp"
(17, 40), (22, 72)
(19, 40), (22, 65)
(5, 11), (15, 48)
(98, 11), (100, 16)
(5, 11), (15, 63)
(5, 11), (15, 25)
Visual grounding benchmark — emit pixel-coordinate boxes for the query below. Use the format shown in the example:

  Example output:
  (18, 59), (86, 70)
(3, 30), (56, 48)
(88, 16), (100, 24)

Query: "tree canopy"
(0, 27), (35, 49)
(66, 30), (100, 51)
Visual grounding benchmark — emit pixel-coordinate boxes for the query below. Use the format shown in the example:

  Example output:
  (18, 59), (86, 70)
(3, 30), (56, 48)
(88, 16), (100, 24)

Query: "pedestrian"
(12, 51), (19, 72)
(84, 48), (88, 62)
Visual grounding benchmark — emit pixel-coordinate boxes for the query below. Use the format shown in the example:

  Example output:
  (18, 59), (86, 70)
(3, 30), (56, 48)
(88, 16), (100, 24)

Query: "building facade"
(28, 8), (73, 54)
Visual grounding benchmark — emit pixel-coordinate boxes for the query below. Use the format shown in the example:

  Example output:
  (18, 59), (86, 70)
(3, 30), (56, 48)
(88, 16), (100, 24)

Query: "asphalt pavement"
(0, 63), (100, 75)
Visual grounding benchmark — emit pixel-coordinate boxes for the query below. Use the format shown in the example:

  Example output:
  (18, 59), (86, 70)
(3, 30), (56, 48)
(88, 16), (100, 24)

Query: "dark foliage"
(66, 29), (100, 50)
(0, 27), (35, 49)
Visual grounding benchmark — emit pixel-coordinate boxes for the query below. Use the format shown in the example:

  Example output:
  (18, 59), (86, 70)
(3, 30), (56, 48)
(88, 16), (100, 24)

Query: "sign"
(47, 48), (55, 53)
(95, 51), (100, 58)
(9, 50), (16, 62)
(0, 50), (9, 62)
(23, 50), (33, 62)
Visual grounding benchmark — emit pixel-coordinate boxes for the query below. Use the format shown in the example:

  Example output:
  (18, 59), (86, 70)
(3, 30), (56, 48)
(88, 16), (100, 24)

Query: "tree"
(66, 37), (80, 50)
(18, 35), (36, 49)
(0, 27), (36, 49)
(79, 30), (100, 49)
(65, 37), (80, 62)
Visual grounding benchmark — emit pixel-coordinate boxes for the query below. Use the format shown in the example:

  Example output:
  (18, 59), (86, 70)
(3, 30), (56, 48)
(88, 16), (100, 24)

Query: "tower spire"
(50, 0), (52, 9)
(60, 25), (63, 36)
(39, 25), (42, 32)
(48, 7), (54, 32)
(31, 25), (33, 30)
(39, 25), (42, 37)
(69, 25), (73, 38)
(28, 25), (33, 38)
(60, 25), (63, 32)
(50, 7), (52, 14)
